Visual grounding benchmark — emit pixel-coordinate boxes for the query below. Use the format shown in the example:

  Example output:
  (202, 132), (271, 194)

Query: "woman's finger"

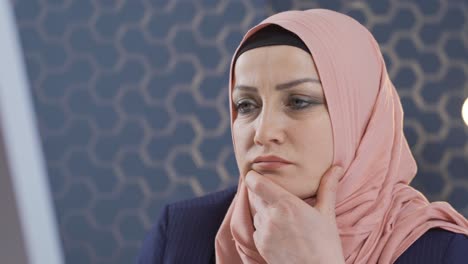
(253, 213), (262, 230)
(315, 166), (343, 219)
(248, 189), (268, 215)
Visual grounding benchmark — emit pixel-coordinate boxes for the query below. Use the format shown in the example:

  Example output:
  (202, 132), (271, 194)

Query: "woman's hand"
(245, 166), (345, 264)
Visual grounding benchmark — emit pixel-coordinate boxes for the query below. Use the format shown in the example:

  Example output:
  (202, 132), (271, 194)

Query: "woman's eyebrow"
(233, 84), (257, 92)
(234, 78), (321, 92)
(275, 78), (321, 90)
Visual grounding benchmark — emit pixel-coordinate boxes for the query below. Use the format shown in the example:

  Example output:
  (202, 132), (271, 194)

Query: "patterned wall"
(12, 0), (467, 263)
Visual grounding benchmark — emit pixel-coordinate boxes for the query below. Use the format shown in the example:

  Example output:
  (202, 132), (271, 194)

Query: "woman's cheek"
(232, 126), (249, 177)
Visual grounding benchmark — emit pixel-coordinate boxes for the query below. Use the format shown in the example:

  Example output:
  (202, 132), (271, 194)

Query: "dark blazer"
(137, 186), (468, 264)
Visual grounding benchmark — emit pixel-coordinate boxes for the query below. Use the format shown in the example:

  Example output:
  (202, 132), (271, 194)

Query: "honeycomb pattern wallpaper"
(12, 0), (467, 263)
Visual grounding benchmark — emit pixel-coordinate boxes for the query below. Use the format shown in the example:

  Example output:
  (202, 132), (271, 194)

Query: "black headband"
(235, 24), (311, 61)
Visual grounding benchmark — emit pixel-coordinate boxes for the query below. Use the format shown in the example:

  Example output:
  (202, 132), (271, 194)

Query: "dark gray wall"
(13, 0), (468, 263)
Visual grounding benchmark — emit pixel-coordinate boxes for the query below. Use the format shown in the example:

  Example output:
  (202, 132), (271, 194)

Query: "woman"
(137, 9), (468, 264)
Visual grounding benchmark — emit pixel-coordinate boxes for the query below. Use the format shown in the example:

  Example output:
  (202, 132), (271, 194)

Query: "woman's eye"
(235, 100), (257, 114)
(287, 97), (314, 110)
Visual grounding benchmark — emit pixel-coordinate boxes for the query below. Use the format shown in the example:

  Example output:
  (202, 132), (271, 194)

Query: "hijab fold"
(215, 9), (468, 264)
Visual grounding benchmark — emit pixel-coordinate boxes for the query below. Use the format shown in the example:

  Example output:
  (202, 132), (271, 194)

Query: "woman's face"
(232, 45), (334, 199)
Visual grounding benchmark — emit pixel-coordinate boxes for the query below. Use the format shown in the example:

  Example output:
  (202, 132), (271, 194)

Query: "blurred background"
(11, 0), (467, 263)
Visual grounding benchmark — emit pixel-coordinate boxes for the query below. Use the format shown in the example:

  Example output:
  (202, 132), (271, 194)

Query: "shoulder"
(136, 185), (237, 263)
(159, 185), (238, 240)
(395, 228), (468, 264)
(166, 185), (238, 214)
(154, 184), (237, 233)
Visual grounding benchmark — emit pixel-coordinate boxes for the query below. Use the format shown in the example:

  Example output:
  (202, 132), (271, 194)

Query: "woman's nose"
(253, 107), (285, 146)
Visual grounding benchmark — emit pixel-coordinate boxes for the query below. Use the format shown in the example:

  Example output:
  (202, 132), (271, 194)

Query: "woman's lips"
(252, 161), (291, 170)
(251, 155), (293, 171)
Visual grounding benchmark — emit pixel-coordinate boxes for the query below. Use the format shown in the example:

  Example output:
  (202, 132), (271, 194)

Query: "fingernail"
(334, 166), (344, 174)
(245, 173), (252, 187)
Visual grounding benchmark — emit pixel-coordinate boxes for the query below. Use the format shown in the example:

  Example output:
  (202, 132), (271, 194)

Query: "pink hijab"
(215, 9), (468, 264)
